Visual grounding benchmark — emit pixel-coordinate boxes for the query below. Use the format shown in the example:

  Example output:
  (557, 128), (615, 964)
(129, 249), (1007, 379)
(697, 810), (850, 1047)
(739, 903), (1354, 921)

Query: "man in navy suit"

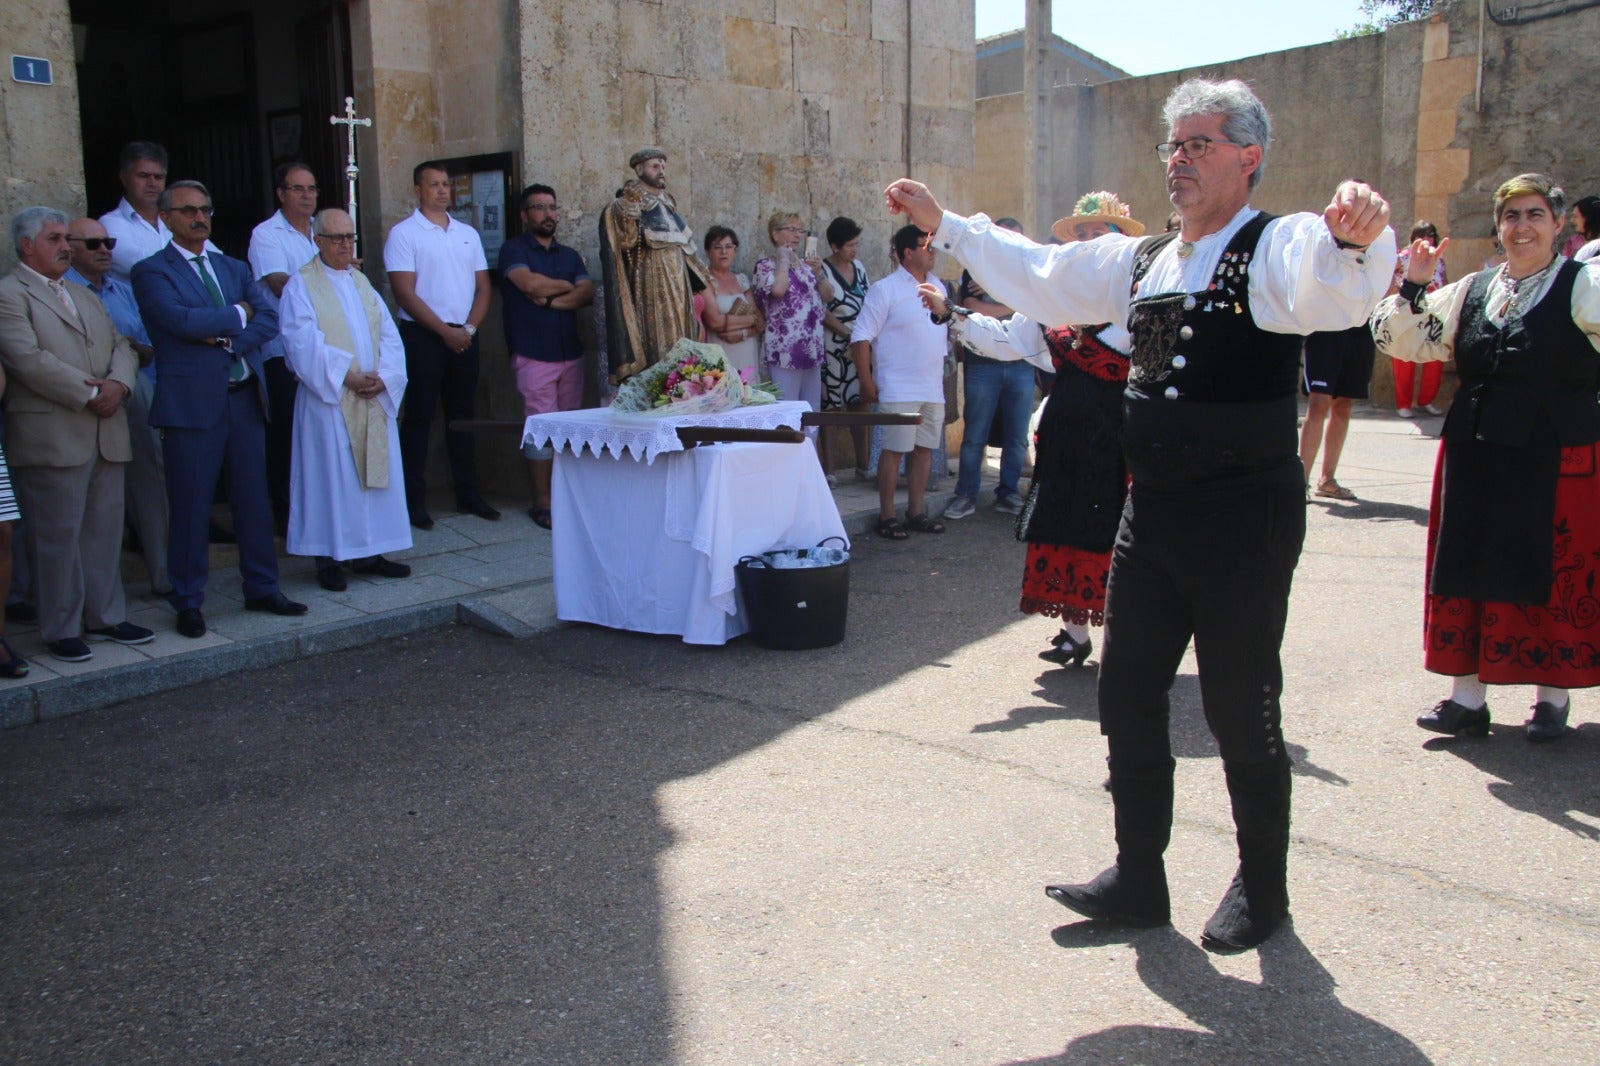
(132, 179), (307, 637)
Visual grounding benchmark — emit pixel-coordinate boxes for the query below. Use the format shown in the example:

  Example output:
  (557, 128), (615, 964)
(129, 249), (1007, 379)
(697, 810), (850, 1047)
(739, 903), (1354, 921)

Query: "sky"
(974, 1), (1378, 77)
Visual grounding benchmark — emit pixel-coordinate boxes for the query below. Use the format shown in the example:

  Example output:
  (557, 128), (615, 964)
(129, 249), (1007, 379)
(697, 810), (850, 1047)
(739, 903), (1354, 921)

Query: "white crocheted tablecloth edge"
(522, 401), (810, 464)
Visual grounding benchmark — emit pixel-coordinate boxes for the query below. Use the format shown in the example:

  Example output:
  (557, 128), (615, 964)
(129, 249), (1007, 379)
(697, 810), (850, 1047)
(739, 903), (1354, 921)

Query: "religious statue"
(598, 147), (709, 383)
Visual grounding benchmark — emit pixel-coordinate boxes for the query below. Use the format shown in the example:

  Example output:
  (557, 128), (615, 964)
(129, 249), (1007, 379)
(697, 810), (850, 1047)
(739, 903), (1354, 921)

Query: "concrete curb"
(0, 488), (975, 728)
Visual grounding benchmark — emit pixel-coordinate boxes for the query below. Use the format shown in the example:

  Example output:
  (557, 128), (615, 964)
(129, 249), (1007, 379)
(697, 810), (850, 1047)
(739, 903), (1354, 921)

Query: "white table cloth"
(522, 401), (811, 463)
(526, 406), (847, 645)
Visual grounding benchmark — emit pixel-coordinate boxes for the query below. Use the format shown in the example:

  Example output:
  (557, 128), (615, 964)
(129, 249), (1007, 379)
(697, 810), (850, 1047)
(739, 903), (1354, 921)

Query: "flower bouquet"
(609, 338), (778, 416)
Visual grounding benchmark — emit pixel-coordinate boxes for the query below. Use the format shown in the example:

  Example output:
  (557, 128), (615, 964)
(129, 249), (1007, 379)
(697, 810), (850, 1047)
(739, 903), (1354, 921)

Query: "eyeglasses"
(1156, 137), (1247, 162)
(168, 204), (214, 218)
(281, 183), (318, 194)
(523, 203), (559, 212)
(317, 232), (357, 243)
(776, 225), (805, 233)
(67, 236), (118, 251)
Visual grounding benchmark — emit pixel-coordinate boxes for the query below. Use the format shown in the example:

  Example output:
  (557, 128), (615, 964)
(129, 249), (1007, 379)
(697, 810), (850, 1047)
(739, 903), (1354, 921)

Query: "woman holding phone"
(754, 211), (833, 420)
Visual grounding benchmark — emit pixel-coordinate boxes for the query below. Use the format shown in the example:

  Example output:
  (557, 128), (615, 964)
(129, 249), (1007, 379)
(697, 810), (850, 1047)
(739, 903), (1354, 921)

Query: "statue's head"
(629, 147), (668, 190)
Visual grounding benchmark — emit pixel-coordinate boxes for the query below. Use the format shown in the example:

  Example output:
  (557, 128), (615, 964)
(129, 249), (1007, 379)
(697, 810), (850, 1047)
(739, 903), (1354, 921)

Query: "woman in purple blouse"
(754, 211), (834, 419)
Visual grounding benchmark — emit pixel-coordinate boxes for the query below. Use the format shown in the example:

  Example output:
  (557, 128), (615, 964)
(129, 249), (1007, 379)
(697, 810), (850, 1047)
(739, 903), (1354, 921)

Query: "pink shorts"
(514, 355), (583, 416)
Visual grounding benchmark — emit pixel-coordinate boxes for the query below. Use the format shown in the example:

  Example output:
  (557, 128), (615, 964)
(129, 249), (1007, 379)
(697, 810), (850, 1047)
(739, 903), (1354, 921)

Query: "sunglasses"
(67, 236), (118, 251)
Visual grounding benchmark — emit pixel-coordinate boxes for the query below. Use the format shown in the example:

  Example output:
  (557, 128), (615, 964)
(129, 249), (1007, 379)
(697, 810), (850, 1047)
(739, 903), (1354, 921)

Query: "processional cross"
(329, 96), (374, 257)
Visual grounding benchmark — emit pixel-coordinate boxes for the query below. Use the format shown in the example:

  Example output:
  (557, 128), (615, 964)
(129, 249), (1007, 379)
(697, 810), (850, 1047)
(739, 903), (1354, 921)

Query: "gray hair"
(1162, 78), (1272, 190)
(157, 179), (211, 213)
(12, 206), (69, 254)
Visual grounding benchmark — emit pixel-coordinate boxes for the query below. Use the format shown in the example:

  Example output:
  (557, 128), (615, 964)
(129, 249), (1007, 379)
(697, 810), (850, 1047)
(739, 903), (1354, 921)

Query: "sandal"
(0, 637), (29, 679)
(875, 516), (909, 540)
(905, 512), (945, 534)
(528, 506), (553, 530)
(1314, 478), (1356, 501)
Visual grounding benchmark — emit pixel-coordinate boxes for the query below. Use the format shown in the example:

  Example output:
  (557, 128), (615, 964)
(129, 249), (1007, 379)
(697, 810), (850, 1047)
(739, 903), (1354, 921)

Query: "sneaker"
(995, 494), (1023, 515)
(1421, 403), (1444, 416)
(46, 637), (93, 662)
(942, 495), (977, 520)
(85, 622), (156, 645)
(1396, 407), (1416, 419)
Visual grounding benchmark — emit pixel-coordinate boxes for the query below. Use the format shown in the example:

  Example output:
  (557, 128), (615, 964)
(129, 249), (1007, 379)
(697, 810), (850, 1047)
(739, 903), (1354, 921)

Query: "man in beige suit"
(0, 207), (151, 662)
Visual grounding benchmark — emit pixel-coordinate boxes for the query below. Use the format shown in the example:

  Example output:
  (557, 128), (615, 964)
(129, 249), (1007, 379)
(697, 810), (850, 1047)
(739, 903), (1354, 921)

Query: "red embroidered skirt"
(1424, 441), (1600, 686)
(1020, 542), (1110, 627)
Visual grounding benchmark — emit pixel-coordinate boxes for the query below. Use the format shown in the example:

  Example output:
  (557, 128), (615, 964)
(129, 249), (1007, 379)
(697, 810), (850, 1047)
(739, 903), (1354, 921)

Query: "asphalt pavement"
(2, 407), (1597, 1064)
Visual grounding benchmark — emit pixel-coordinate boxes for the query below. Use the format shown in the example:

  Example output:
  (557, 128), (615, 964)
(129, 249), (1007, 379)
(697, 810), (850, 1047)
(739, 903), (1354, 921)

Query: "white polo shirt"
(850, 265), (948, 404)
(99, 197), (222, 284)
(382, 208), (488, 324)
(247, 210), (317, 280)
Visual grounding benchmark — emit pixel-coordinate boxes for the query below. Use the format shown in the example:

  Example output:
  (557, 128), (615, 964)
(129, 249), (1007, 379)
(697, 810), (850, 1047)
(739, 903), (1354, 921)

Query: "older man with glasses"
(248, 161), (324, 534)
(280, 208), (411, 592)
(886, 78), (1397, 952)
(64, 216), (170, 598)
(132, 179), (305, 639)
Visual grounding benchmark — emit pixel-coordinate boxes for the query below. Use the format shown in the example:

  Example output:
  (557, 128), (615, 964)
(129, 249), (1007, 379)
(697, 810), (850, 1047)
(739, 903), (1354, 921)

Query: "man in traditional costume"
(280, 209), (412, 592)
(598, 148), (709, 382)
(885, 77), (1396, 952)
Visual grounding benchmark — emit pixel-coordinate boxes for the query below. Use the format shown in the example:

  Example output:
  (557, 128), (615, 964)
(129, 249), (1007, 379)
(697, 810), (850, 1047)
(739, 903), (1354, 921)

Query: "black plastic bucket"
(734, 539), (850, 650)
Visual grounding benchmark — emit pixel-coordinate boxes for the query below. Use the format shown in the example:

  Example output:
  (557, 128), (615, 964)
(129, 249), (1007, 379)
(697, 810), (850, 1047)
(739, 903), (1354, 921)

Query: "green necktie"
(193, 255), (248, 383)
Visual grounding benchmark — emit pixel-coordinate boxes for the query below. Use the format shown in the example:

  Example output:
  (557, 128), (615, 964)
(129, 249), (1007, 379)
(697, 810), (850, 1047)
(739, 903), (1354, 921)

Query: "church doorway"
(70, 0), (354, 256)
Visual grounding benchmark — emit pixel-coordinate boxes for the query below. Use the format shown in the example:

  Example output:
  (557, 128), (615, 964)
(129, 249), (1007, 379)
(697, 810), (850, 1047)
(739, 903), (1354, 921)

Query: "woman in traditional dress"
(1374, 173), (1600, 741)
(820, 216), (871, 485)
(921, 192), (1144, 668)
(1387, 220), (1449, 418)
(700, 226), (763, 377)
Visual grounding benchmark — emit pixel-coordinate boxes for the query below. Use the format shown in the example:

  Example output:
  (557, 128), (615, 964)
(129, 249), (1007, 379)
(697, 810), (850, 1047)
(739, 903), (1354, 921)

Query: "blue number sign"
(11, 56), (53, 86)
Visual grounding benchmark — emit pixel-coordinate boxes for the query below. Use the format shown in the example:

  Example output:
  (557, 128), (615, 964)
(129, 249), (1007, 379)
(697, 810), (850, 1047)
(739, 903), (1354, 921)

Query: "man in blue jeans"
(945, 218), (1033, 520)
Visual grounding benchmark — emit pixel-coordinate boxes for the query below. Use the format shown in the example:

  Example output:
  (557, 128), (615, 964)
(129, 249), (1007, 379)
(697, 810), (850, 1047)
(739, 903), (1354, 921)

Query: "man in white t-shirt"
(850, 224), (949, 540)
(247, 161), (321, 531)
(383, 160), (495, 529)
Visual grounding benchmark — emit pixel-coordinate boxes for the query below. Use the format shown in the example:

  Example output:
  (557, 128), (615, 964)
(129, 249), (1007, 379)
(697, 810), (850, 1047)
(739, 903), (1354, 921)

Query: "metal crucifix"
(329, 96), (374, 257)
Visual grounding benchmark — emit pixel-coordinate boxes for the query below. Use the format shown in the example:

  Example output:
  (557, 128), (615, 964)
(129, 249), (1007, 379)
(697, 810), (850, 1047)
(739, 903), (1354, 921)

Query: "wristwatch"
(463, 323), (477, 337)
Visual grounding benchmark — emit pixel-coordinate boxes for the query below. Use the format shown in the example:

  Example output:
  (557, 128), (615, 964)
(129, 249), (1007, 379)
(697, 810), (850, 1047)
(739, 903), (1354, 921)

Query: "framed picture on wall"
(267, 108), (303, 165)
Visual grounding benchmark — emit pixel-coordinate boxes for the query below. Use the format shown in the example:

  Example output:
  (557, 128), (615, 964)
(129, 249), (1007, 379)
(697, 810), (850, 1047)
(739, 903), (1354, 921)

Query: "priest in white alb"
(280, 208), (413, 591)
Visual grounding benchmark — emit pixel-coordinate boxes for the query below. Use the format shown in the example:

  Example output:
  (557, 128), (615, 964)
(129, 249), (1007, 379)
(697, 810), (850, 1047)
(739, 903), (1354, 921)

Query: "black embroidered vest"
(1119, 213), (1304, 489)
(1446, 259), (1600, 448)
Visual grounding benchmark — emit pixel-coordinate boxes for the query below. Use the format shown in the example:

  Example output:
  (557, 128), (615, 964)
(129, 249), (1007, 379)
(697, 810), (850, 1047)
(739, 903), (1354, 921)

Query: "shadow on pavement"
(1026, 925), (1432, 1064)
(0, 518), (1046, 1060)
(1424, 721), (1600, 839)
(1313, 497), (1431, 526)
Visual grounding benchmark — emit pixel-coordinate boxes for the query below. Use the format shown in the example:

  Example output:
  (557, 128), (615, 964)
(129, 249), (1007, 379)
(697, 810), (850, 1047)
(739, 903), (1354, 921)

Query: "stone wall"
(518, 0), (974, 285)
(0, 0), (86, 272)
(972, 5), (1600, 407)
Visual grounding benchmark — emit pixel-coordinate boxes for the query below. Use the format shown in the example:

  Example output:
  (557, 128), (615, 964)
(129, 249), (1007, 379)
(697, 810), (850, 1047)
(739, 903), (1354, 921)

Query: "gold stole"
(298, 259), (388, 488)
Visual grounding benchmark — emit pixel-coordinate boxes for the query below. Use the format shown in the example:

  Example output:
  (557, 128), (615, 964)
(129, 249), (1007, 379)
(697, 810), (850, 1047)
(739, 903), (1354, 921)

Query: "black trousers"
(398, 320), (480, 512)
(262, 355), (298, 525)
(1097, 467), (1306, 774)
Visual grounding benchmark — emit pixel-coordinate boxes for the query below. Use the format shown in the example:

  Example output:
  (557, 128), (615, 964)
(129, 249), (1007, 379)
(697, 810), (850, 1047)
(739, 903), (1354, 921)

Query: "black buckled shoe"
(1039, 632), (1092, 667)
(1524, 700), (1570, 743)
(1416, 699), (1491, 737)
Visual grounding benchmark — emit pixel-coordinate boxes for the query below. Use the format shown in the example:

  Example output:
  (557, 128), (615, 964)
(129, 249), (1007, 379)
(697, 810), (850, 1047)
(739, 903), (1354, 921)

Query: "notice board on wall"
(439, 151), (517, 265)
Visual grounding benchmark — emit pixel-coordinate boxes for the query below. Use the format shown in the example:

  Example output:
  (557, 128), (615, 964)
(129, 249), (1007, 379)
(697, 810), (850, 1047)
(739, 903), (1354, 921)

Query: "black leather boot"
(1047, 759), (1174, 926)
(1202, 758), (1292, 953)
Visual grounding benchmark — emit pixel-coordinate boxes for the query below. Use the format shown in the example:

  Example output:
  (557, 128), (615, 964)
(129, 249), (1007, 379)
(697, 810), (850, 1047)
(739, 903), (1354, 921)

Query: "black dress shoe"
(176, 608), (206, 638)
(244, 592), (309, 616)
(409, 509), (435, 531)
(352, 555), (410, 578)
(1416, 699), (1491, 737)
(317, 561), (347, 592)
(1525, 700), (1570, 742)
(457, 495), (501, 521)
